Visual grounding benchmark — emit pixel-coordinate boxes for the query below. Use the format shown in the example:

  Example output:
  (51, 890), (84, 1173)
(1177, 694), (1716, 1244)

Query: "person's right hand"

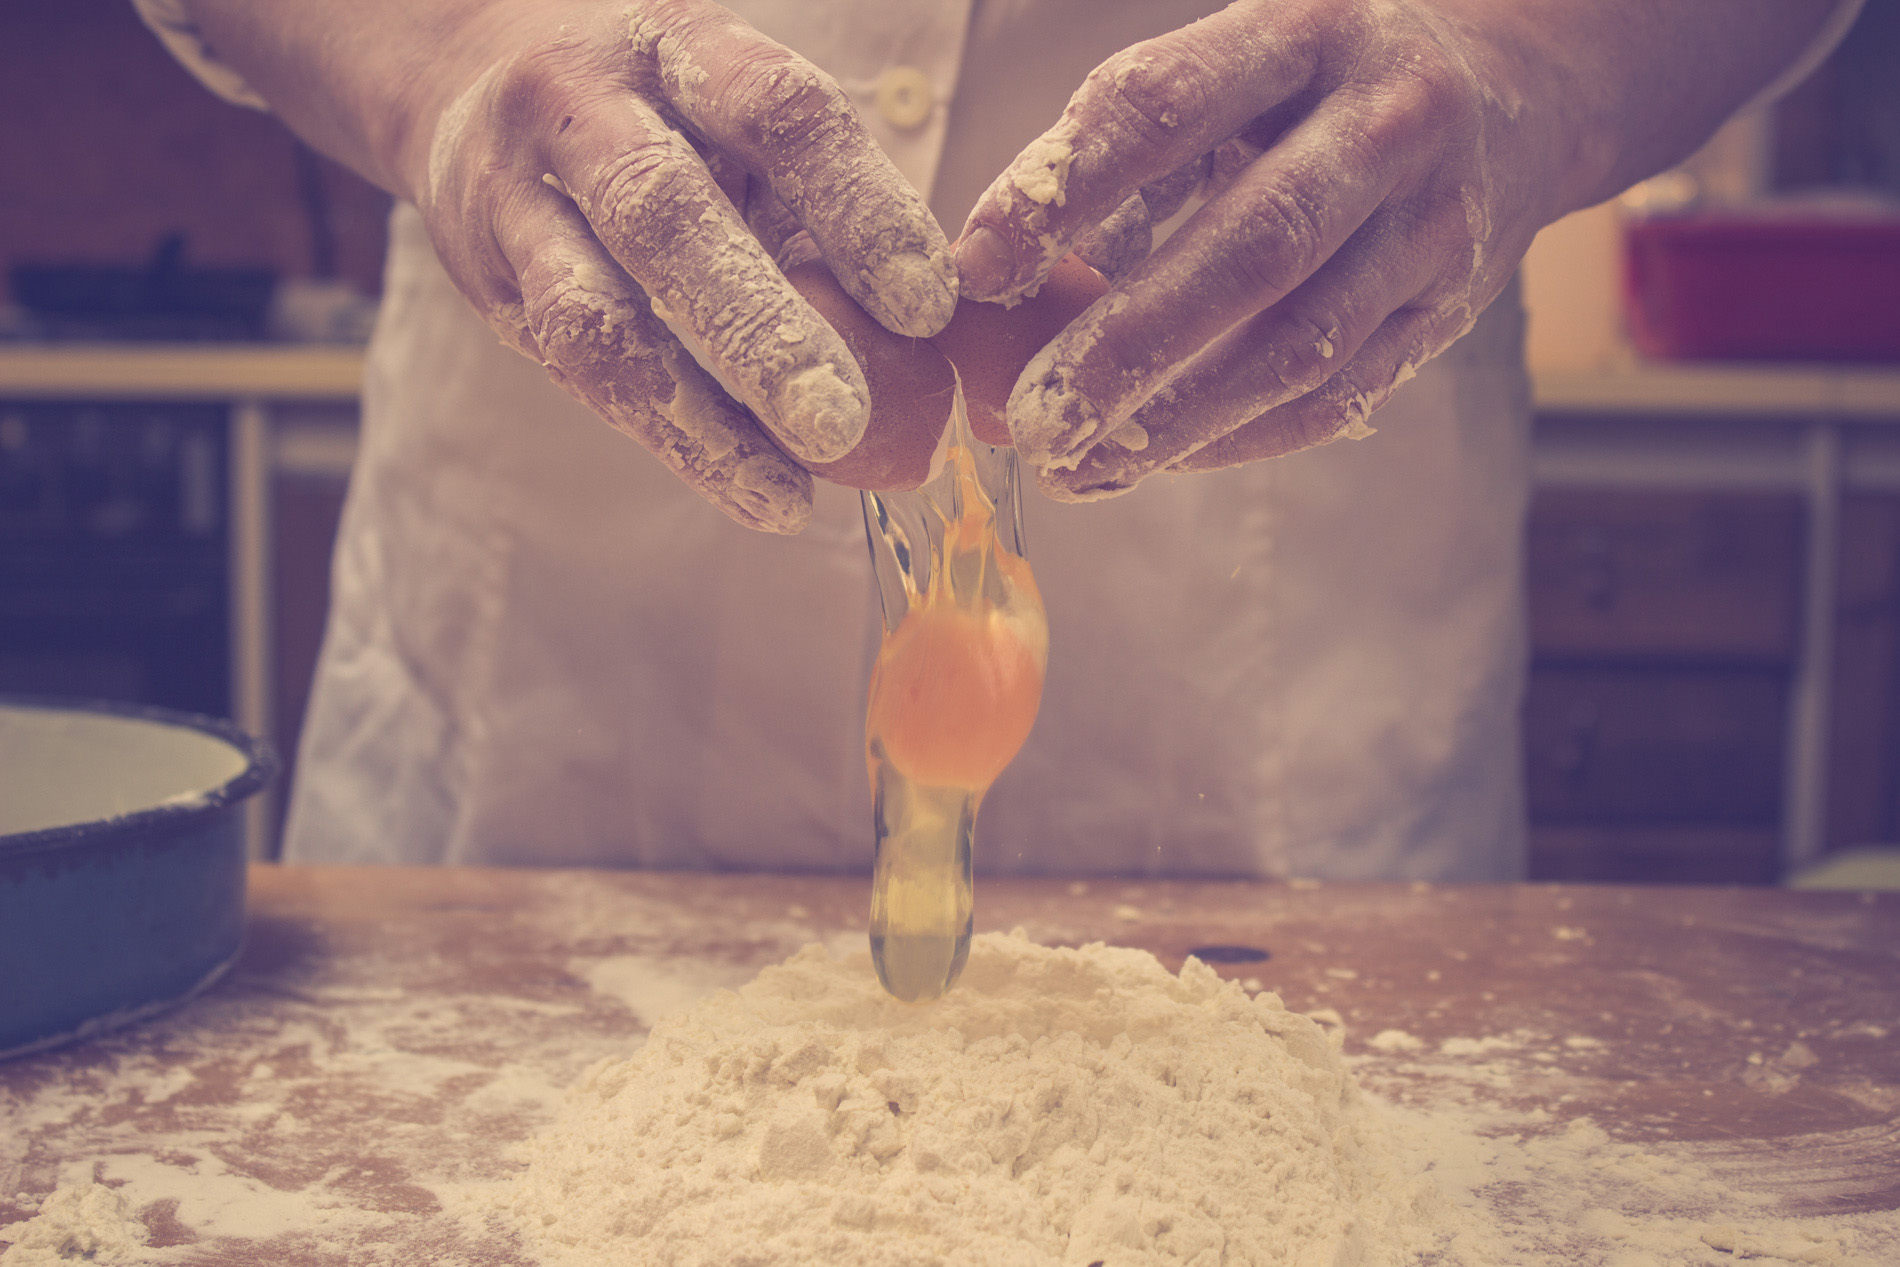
(409, 0), (960, 533)
(188, 0), (958, 533)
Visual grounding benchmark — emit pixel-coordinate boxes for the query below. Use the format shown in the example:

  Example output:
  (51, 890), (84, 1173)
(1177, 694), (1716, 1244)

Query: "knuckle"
(712, 47), (849, 151)
(529, 284), (643, 372)
(1396, 41), (1475, 120)
(491, 35), (599, 131)
(1231, 184), (1330, 297)
(588, 136), (700, 230)
(1089, 319), (1171, 394)
(529, 297), (599, 367)
(1099, 42), (1215, 147)
(1365, 39), (1478, 150)
(488, 52), (550, 126)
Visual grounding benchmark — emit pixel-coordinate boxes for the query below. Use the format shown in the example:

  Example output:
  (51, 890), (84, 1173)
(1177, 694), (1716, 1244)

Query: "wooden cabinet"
(1527, 489), (1802, 661)
(1525, 489), (1806, 883)
(1530, 825), (1781, 885)
(1525, 482), (1900, 884)
(1525, 665), (1788, 823)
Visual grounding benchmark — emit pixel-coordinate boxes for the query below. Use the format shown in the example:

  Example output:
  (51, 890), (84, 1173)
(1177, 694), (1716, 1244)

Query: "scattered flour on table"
(573, 954), (759, 1028)
(1367, 1029), (1424, 1054)
(1348, 1039), (1900, 1267)
(6, 908), (1897, 1267)
(507, 930), (1416, 1267)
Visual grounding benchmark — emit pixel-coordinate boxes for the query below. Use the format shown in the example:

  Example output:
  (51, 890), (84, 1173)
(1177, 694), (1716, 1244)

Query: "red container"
(1623, 212), (1900, 363)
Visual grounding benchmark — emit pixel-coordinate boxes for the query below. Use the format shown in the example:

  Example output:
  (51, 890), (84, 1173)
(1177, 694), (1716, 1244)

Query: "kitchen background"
(3, 0), (1898, 881)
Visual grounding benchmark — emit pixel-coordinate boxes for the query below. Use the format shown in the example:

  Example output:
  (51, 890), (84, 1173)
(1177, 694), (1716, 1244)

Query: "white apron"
(282, 0), (1533, 880)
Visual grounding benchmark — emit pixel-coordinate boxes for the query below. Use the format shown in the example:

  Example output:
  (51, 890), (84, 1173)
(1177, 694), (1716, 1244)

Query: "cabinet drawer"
(1527, 490), (1801, 662)
(1529, 825), (1781, 884)
(1524, 666), (1785, 822)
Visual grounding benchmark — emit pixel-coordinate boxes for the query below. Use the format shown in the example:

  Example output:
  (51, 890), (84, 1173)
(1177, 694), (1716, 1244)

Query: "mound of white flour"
(508, 931), (1413, 1266)
(0, 1184), (147, 1266)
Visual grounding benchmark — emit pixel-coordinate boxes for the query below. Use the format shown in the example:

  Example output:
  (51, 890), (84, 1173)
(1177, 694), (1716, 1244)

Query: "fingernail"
(1007, 346), (1100, 471)
(774, 231), (821, 272)
(726, 455), (812, 535)
(774, 363), (868, 464)
(957, 227), (1015, 299)
(868, 250), (957, 338)
(1036, 464), (1132, 504)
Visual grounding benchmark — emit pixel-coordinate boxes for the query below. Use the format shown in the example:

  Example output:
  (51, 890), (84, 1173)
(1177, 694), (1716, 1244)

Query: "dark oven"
(0, 399), (228, 716)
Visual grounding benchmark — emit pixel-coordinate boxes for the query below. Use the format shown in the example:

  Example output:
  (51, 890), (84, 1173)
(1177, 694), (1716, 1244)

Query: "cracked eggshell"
(932, 254), (1109, 447)
(782, 258), (957, 491)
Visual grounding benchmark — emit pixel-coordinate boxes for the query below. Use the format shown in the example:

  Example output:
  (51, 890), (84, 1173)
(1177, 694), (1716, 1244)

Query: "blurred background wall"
(0, 0), (390, 304)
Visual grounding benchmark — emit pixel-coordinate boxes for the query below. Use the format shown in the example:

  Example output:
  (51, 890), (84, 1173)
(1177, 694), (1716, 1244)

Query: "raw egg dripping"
(862, 392), (1047, 1002)
(777, 244), (1095, 1001)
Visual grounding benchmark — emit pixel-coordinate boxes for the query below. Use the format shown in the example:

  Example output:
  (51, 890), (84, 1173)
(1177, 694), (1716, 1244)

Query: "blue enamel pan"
(0, 697), (276, 1059)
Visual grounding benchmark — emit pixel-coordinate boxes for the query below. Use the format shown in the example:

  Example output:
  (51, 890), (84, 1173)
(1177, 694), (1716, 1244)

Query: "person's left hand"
(950, 0), (1815, 501)
(950, 0), (1563, 501)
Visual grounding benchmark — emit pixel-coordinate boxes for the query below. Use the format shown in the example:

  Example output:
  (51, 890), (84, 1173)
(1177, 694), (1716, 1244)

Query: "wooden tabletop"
(2, 867), (1896, 1264)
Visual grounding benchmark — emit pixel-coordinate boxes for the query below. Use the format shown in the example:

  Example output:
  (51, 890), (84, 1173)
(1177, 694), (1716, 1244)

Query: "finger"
(1070, 190), (1152, 281)
(1069, 126), (1299, 281)
(1006, 91), (1423, 473)
(1137, 153), (1213, 226)
(678, 147), (802, 261)
(1170, 305), (1454, 474)
(1040, 210), (1449, 500)
(1067, 150), (1227, 279)
(955, 1), (1323, 300)
(546, 94), (869, 465)
(740, 180), (804, 262)
(637, 2), (957, 338)
(499, 187), (814, 534)
(677, 150), (805, 261)
(671, 71), (797, 255)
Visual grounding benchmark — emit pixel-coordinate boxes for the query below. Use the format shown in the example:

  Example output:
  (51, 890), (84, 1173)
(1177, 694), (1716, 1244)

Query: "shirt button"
(874, 66), (935, 130)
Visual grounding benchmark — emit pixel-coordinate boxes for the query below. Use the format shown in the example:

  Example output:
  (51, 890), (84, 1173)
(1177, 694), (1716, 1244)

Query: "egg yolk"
(865, 555), (1044, 791)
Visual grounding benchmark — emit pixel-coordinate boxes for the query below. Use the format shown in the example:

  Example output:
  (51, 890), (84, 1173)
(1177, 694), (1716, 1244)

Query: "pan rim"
(0, 694), (278, 858)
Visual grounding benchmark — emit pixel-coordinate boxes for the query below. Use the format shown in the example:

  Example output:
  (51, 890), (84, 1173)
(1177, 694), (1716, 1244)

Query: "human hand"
(405, 0), (958, 531)
(952, 0), (1831, 501)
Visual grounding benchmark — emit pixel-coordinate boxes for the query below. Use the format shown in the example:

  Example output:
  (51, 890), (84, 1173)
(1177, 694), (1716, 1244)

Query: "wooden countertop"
(1533, 363), (1900, 419)
(0, 344), (364, 400)
(2, 868), (1896, 1263)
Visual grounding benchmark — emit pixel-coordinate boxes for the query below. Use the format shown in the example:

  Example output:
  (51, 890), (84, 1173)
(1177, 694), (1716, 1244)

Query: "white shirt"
(144, 0), (1552, 879)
